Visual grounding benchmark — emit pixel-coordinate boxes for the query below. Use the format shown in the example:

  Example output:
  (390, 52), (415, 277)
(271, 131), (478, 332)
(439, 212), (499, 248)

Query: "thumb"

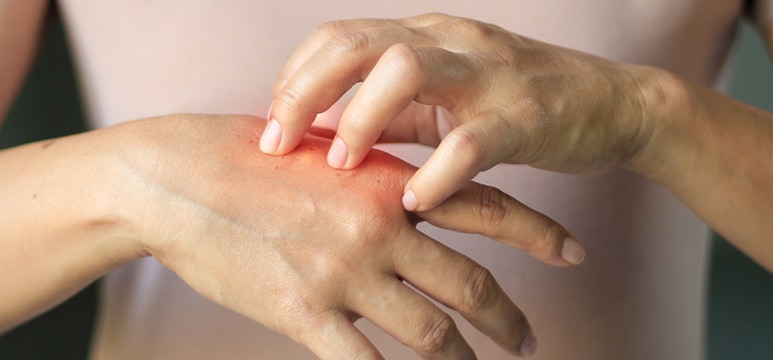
(403, 115), (517, 211)
(416, 181), (585, 267)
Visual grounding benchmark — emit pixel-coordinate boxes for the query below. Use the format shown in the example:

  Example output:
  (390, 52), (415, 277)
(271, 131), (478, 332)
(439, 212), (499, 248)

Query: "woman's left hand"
(262, 13), (659, 211)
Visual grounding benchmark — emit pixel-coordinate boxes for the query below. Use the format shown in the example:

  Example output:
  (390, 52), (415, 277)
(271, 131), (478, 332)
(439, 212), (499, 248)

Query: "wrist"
(622, 66), (693, 184)
(96, 115), (265, 266)
(62, 127), (152, 267)
(92, 118), (180, 262)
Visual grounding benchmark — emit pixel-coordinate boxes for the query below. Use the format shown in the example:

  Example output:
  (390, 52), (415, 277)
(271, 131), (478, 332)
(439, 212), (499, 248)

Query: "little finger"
(393, 230), (536, 356)
(297, 311), (385, 360)
(350, 278), (475, 359)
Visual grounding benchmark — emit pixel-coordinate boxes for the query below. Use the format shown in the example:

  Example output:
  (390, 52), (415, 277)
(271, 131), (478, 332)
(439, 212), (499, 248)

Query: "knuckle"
(511, 96), (552, 160)
(332, 201), (398, 250)
(474, 185), (509, 231)
(278, 296), (327, 344)
(514, 214), (564, 259)
(520, 94), (552, 126)
(291, 316), (317, 345)
(504, 310), (530, 344)
(329, 30), (372, 56)
(460, 265), (497, 313)
(446, 17), (482, 31)
(417, 12), (451, 21)
(443, 17), (494, 40)
(315, 20), (351, 39)
(273, 84), (307, 114)
(529, 215), (564, 258)
(443, 128), (485, 169)
(383, 42), (425, 75)
(428, 12), (452, 19)
(416, 312), (456, 354)
(352, 352), (383, 360)
(403, 12), (450, 27)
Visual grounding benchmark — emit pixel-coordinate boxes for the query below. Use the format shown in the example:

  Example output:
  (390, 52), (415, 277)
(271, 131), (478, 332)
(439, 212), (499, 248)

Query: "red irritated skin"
(0, 114), (579, 359)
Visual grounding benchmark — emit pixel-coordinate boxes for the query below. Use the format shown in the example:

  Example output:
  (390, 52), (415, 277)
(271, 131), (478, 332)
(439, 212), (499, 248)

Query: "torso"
(56, 0), (741, 358)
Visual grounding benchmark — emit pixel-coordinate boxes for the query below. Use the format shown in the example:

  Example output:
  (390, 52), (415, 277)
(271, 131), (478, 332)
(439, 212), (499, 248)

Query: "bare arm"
(628, 70), (773, 271)
(630, 1), (773, 270)
(0, 114), (582, 358)
(0, 0), (48, 120)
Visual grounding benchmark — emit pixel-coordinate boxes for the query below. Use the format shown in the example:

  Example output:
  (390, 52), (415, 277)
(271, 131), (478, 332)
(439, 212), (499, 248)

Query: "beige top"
(55, 0), (748, 359)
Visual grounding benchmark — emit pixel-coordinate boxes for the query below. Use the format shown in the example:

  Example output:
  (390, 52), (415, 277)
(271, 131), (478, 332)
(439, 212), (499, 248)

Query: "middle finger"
(269, 26), (437, 155)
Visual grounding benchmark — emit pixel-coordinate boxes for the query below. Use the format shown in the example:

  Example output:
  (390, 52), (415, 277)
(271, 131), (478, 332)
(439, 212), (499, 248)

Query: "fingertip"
(259, 118), (282, 154)
(560, 237), (585, 265)
(404, 184), (458, 213)
(402, 190), (419, 211)
(411, 144), (482, 212)
(514, 328), (537, 357)
(327, 135), (374, 170)
(327, 137), (348, 169)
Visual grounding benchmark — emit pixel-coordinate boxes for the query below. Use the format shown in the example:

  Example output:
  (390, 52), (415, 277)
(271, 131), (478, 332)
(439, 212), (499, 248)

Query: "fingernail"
(327, 137), (348, 169)
(517, 329), (537, 356)
(259, 118), (282, 153)
(402, 190), (419, 211)
(561, 237), (586, 265)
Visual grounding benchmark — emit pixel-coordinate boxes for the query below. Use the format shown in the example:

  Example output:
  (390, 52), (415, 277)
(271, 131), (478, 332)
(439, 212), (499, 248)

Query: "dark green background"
(1, 15), (771, 360)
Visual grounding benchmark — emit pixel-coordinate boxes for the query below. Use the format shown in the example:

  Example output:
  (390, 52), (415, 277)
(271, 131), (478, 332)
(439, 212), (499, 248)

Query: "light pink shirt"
(55, 0), (753, 359)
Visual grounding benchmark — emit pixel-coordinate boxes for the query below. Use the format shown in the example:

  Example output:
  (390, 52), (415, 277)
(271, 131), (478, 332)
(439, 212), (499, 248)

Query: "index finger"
(264, 25), (433, 156)
(263, 19), (401, 156)
(272, 19), (399, 96)
(263, 15), (451, 156)
(272, 14), (452, 96)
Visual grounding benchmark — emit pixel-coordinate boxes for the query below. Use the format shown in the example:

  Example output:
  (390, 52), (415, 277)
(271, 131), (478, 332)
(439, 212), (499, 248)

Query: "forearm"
(630, 69), (773, 270)
(0, 129), (144, 332)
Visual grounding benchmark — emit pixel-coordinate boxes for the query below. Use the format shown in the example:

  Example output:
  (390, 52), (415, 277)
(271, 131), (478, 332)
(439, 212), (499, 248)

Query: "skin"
(62, 3), (733, 357)
(264, 12), (773, 271)
(0, 112), (584, 359)
(0, 3), (591, 358)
